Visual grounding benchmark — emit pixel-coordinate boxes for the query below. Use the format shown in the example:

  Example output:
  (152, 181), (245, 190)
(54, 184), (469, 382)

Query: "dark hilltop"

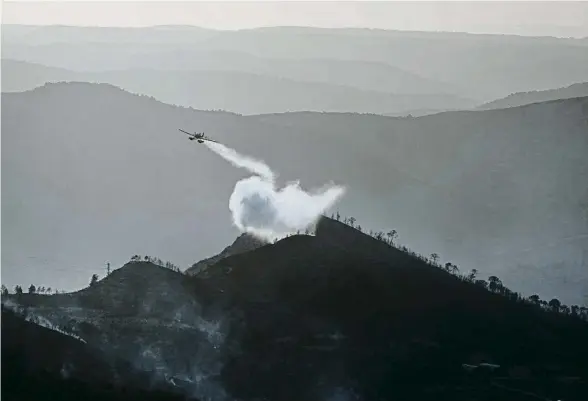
(4, 216), (588, 401)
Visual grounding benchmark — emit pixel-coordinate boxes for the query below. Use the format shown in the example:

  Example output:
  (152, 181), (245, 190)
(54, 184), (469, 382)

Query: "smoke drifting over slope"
(204, 141), (345, 241)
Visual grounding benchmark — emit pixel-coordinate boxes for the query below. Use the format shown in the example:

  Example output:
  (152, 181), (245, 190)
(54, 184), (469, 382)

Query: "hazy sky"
(3, 1), (588, 37)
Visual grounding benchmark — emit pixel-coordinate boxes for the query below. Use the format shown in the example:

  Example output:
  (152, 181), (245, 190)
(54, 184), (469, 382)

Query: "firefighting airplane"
(179, 129), (219, 144)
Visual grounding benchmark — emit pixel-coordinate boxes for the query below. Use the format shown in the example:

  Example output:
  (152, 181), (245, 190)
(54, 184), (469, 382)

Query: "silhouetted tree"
(509, 291), (521, 302)
(1, 285), (8, 296)
(571, 305), (579, 316)
(335, 212), (340, 221)
(28, 284), (36, 294)
(430, 253), (439, 265)
(488, 276), (502, 293)
(548, 298), (561, 312)
(475, 279), (488, 289)
(348, 217), (356, 227)
(443, 262), (459, 274)
(47, 287), (52, 294)
(90, 274), (99, 287)
(357, 225), (362, 232)
(467, 269), (477, 281)
(387, 230), (398, 245)
(15, 285), (23, 295)
(500, 285), (509, 295)
(529, 294), (541, 305)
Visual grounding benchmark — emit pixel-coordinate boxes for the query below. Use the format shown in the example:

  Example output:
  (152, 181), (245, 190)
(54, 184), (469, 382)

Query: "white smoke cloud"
(204, 141), (345, 241)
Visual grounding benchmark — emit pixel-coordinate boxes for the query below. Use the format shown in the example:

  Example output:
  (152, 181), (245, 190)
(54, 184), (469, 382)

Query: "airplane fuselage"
(179, 128), (218, 144)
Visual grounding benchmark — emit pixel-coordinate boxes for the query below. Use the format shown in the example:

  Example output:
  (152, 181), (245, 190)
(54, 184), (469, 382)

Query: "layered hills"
(5, 22), (588, 401)
(2, 82), (587, 304)
(479, 81), (588, 110)
(4, 25), (588, 101)
(1, 59), (475, 115)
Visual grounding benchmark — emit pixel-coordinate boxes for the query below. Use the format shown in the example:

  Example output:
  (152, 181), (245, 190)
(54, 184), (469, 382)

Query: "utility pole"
(106, 262), (111, 276)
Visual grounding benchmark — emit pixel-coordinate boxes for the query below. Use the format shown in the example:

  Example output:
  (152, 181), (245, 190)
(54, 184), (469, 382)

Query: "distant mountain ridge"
(479, 81), (588, 110)
(4, 24), (587, 45)
(4, 24), (588, 101)
(1, 59), (476, 115)
(2, 82), (587, 305)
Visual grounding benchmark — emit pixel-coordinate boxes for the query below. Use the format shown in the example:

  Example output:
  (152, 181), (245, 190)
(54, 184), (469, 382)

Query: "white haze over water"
(204, 141), (346, 241)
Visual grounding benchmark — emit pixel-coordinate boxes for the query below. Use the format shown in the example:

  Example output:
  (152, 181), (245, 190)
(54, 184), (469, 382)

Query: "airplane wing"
(179, 129), (194, 137)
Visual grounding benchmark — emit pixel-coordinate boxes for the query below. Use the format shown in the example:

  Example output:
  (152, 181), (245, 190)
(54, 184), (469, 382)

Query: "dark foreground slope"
(187, 217), (588, 401)
(8, 217), (588, 400)
(1, 306), (191, 401)
(7, 262), (227, 400)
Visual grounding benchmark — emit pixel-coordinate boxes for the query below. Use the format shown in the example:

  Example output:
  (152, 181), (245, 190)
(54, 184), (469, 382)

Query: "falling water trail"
(204, 141), (274, 181)
(202, 140), (345, 241)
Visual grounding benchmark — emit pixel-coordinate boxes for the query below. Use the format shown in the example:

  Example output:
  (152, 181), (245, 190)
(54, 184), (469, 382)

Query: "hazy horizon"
(3, 1), (588, 38)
